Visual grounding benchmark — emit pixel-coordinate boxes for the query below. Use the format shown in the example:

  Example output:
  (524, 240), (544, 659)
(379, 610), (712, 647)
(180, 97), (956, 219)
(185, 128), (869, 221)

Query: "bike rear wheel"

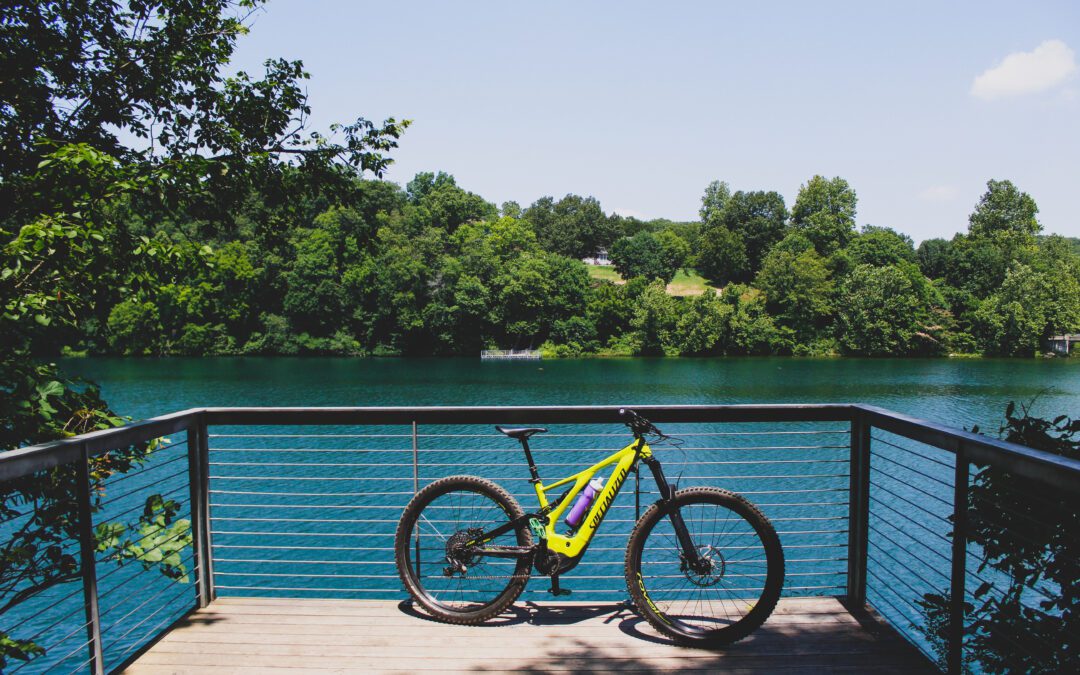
(625, 486), (784, 647)
(395, 475), (532, 624)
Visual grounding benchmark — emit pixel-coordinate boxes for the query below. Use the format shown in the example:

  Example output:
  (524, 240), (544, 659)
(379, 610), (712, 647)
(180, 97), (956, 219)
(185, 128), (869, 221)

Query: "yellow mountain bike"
(394, 409), (785, 647)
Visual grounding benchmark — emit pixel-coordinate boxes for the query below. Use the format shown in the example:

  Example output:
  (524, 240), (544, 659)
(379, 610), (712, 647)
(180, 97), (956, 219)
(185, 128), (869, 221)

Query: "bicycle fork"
(641, 455), (706, 572)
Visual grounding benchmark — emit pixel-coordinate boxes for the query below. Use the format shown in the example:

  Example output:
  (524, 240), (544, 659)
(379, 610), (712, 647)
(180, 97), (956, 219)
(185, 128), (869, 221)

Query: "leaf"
(36, 382), (64, 402)
(974, 581), (993, 598)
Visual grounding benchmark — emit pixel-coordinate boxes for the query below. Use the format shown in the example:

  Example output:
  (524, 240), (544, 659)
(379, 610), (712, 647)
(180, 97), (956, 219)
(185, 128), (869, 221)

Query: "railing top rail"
(855, 404), (1080, 492)
(201, 403), (855, 427)
(0, 408), (201, 482)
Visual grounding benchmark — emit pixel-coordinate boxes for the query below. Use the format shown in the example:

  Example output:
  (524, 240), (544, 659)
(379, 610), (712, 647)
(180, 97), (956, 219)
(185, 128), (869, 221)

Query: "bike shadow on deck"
(398, 598), (637, 629)
(398, 598), (712, 647)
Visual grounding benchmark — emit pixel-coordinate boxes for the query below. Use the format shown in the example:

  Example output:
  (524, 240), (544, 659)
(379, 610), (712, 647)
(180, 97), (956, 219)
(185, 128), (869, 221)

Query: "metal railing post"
(187, 415), (212, 608)
(948, 443), (970, 674)
(846, 411), (871, 606)
(196, 414), (215, 602)
(75, 443), (105, 675)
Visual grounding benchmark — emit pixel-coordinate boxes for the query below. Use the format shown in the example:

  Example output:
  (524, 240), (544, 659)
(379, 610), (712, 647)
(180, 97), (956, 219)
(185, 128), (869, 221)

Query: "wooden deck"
(123, 596), (935, 673)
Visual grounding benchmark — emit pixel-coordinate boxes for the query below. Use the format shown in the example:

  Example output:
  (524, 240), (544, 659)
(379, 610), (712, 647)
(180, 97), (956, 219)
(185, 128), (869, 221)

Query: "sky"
(229, 1), (1080, 242)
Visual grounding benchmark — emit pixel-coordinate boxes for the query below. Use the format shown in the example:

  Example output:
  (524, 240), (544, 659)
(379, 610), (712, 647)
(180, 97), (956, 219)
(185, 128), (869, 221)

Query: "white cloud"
(971, 40), (1077, 100)
(919, 185), (958, 202)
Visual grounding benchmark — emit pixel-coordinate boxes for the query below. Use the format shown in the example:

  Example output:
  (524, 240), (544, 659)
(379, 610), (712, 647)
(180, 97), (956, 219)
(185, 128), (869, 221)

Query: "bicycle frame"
(536, 437), (652, 558)
(469, 430), (703, 573)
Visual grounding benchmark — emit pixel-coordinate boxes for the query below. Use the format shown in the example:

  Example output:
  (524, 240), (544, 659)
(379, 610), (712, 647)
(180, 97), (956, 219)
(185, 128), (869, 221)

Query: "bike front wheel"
(625, 486), (784, 647)
(394, 475), (532, 624)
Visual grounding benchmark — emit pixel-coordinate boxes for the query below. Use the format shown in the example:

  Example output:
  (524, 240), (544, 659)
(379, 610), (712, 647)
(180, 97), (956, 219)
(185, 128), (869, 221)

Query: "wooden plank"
(122, 597), (935, 674)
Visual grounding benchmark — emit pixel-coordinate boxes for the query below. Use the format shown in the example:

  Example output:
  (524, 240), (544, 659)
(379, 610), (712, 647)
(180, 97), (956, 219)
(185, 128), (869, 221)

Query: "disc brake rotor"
(682, 544), (726, 587)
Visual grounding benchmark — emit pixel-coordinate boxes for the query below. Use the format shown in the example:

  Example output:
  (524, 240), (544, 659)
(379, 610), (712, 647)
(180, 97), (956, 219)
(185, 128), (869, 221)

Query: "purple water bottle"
(565, 478), (605, 529)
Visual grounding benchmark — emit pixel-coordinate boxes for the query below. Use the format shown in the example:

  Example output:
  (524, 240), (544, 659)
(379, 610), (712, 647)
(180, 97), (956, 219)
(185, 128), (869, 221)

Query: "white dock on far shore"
(481, 349), (542, 360)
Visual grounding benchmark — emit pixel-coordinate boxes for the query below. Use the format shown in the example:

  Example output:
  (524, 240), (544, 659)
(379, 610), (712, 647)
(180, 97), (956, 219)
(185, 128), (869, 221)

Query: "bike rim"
(406, 487), (524, 612)
(637, 499), (773, 635)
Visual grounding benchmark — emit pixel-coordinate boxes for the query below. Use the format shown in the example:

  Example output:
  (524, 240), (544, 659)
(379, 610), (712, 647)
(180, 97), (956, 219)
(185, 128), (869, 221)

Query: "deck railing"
(2, 404), (1077, 674)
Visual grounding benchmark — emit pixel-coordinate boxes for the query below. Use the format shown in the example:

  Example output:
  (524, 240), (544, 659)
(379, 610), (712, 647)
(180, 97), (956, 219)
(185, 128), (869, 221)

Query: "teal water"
(12, 356), (1078, 670)
(60, 356), (1080, 430)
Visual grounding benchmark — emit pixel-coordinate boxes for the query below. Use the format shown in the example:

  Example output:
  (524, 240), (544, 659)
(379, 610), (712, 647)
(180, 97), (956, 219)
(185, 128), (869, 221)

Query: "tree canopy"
(790, 175), (858, 255)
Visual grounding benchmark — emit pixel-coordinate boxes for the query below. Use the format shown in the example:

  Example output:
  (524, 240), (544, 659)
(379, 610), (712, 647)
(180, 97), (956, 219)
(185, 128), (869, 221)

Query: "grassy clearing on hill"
(586, 265), (716, 296)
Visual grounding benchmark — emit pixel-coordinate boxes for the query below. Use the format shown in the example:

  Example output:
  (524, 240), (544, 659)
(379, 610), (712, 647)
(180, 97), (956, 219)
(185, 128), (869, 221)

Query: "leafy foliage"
(523, 194), (616, 259)
(918, 403), (1080, 673)
(836, 263), (945, 356)
(756, 246), (833, 345)
(790, 175), (858, 255)
(610, 231), (682, 284)
(1, 1), (406, 666)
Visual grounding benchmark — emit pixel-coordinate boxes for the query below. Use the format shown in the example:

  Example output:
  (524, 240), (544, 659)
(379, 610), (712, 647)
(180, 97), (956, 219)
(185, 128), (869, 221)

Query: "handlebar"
(619, 408), (664, 439)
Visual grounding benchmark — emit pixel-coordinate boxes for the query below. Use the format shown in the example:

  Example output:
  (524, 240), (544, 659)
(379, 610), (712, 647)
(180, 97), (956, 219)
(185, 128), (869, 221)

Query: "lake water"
(60, 356), (1080, 431)
(13, 356), (1078, 670)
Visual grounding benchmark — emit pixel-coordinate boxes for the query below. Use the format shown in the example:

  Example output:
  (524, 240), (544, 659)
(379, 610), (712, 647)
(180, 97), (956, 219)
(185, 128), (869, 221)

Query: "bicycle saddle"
(495, 426), (547, 441)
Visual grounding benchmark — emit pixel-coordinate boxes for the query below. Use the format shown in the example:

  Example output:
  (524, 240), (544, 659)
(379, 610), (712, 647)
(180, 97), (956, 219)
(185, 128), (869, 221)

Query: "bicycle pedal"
(548, 586), (572, 597)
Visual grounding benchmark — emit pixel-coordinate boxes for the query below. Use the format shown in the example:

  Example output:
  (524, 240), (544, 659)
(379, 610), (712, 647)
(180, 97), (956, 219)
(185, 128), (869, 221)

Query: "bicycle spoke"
(398, 478), (530, 618)
(629, 488), (782, 645)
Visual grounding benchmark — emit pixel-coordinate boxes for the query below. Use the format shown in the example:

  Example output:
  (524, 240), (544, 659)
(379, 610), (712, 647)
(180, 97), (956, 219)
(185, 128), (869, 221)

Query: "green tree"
(696, 226), (749, 285)
(720, 284), (779, 355)
(1, 2), (405, 660)
(699, 180), (732, 225)
(610, 232), (679, 283)
(1, 1), (407, 229)
(790, 175), (858, 254)
(656, 229), (691, 274)
(845, 226), (916, 267)
(107, 299), (162, 355)
(945, 233), (1015, 299)
(755, 246), (834, 343)
(586, 281), (636, 346)
(496, 253), (590, 345)
(946, 180), (1042, 299)
(406, 172), (457, 203)
(630, 280), (678, 355)
(715, 190), (789, 276)
(550, 315), (599, 353)
(968, 179), (1040, 240)
(974, 262), (1080, 356)
(282, 227), (345, 335)
(917, 238), (953, 280)
(420, 179), (496, 232)
(672, 292), (732, 355)
(500, 200), (522, 219)
(836, 263), (945, 356)
(523, 194), (616, 259)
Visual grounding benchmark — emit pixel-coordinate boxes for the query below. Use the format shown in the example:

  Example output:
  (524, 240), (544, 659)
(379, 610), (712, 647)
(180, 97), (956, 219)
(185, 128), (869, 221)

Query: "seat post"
(519, 438), (541, 483)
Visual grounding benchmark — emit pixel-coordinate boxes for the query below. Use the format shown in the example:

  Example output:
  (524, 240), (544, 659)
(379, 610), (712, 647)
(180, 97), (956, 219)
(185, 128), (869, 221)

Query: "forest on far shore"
(65, 170), (1080, 360)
